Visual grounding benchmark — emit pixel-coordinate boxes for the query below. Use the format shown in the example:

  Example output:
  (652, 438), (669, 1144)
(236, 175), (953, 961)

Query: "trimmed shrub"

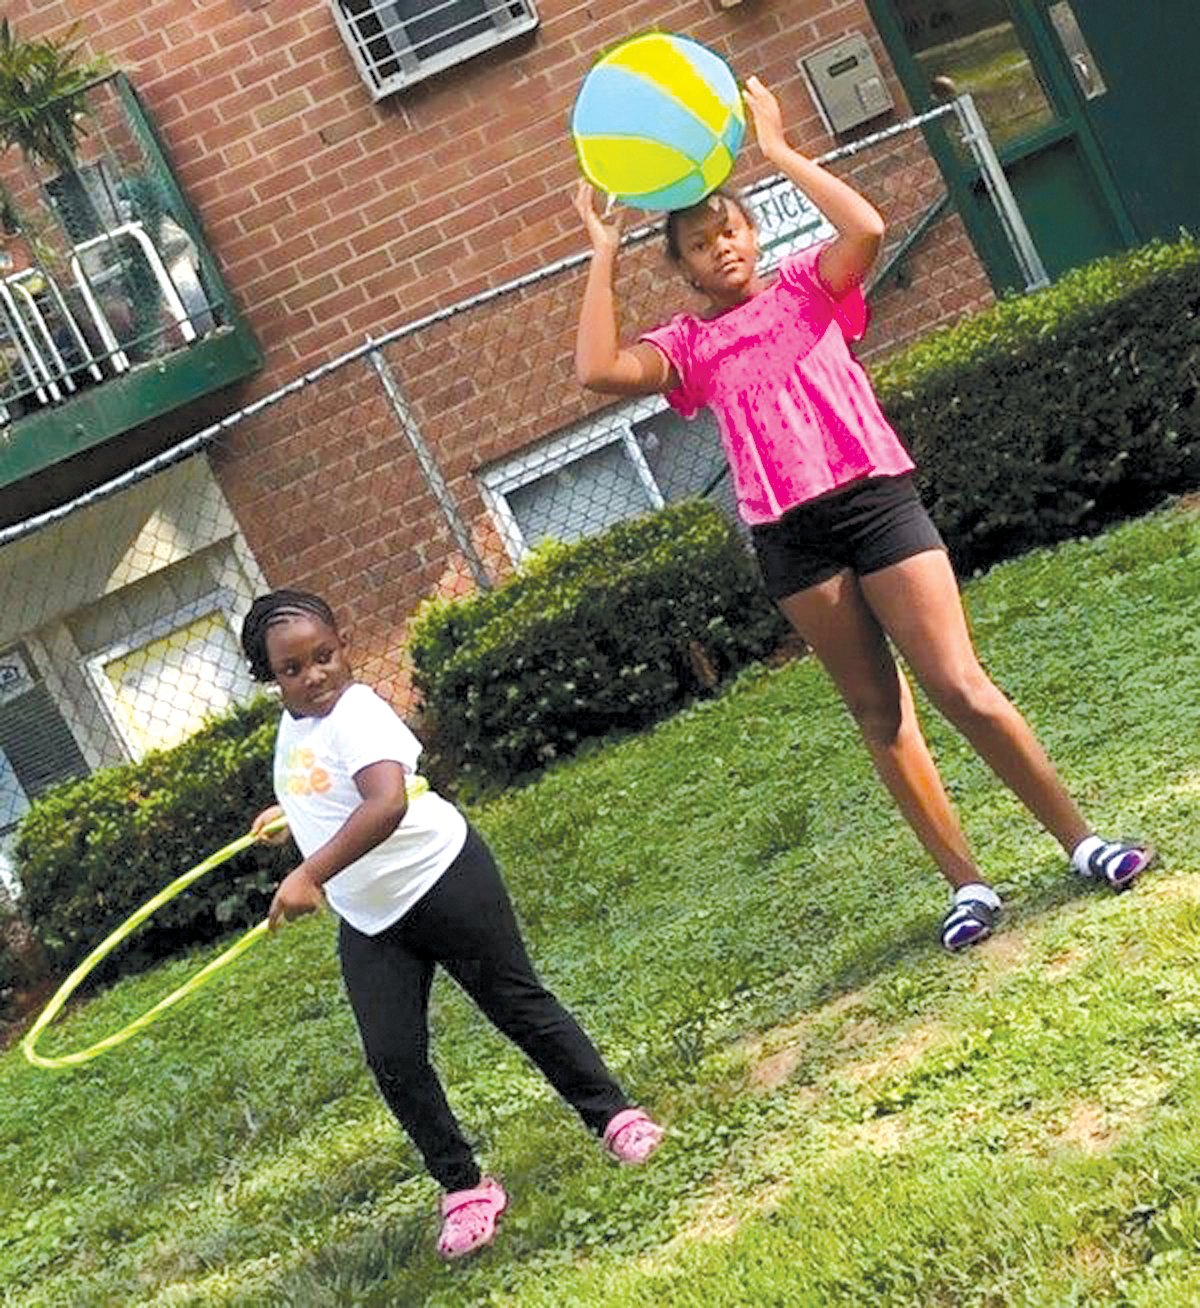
(14, 696), (288, 977)
(873, 237), (1200, 572)
(409, 498), (788, 791)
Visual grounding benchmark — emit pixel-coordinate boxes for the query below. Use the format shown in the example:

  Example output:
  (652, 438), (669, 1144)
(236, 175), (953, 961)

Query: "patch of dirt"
(0, 976), (56, 1052)
(973, 931), (1030, 970)
(1057, 1102), (1115, 1153)
(642, 1090), (911, 1271)
(644, 1174), (794, 1265)
(842, 1019), (949, 1084)
(765, 632), (810, 668)
(836, 1016), (881, 1050)
(1050, 1231), (1139, 1295)
(1050, 1077), (1168, 1154)
(751, 1045), (807, 1091)
(740, 987), (868, 1091)
(1065, 1237), (1110, 1276)
(1044, 947), (1086, 978)
(1144, 872), (1200, 903)
(852, 1114), (909, 1151)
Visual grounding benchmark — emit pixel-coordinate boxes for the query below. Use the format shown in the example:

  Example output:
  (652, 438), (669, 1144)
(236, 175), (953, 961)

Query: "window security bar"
(6, 280), (79, 399)
(342, 0), (529, 60)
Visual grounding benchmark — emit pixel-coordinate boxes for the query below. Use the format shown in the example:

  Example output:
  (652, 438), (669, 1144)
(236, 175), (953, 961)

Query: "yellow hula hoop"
(20, 779), (431, 1071)
(20, 822), (281, 1070)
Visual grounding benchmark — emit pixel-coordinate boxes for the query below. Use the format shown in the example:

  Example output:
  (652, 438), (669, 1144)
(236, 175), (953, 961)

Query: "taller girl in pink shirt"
(574, 76), (1151, 952)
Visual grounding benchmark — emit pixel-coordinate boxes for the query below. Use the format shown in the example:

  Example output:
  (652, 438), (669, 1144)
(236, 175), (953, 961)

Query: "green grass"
(3, 500), (1199, 1307)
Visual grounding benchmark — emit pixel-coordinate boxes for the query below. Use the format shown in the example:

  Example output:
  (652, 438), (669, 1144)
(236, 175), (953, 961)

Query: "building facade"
(0, 0), (1194, 886)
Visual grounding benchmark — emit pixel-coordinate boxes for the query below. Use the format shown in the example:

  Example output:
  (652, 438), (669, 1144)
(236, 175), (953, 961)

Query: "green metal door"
(868, 0), (1137, 290)
(1041, 0), (1200, 241)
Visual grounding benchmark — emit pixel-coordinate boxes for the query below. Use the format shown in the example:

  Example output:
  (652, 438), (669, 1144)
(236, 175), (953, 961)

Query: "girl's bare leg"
(860, 549), (1091, 854)
(778, 569), (983, 888)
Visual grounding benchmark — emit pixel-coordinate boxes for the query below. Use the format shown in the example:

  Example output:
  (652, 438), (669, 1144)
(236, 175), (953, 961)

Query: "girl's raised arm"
(573, 181), (677, 396)
(743, 76), (885, 295)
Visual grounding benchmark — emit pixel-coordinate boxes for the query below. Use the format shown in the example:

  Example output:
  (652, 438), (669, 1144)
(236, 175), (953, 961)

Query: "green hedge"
(873, 237), (1200, 571)
(409, 498), (788, 792)
(14, 696), (287, 977)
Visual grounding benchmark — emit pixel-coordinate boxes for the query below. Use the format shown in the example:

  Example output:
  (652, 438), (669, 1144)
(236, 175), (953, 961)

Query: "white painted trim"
(23, 628), (112, 772)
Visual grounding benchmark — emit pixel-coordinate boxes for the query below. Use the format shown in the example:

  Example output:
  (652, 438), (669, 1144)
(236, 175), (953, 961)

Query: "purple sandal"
(1083, 841), (1155, 891)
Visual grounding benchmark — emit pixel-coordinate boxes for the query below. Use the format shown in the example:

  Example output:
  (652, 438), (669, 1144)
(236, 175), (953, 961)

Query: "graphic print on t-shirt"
(278, 744), (332, 797)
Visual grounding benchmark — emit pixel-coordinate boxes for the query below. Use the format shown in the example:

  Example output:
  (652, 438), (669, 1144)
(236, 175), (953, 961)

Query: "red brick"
(252, 161), (314, 205)
(292, 242), (357, 286)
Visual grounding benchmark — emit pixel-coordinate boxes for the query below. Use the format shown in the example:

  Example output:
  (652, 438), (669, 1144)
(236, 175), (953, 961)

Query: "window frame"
(478, 394), (689, 563)
(330, 0), (539, 100)
(83, 589), (249, 760)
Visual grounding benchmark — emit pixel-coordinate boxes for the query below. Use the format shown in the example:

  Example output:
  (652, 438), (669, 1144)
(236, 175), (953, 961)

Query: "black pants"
(338, 826), (629, 1191)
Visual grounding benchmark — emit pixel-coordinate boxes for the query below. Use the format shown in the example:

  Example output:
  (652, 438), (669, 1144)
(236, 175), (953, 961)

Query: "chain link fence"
(0, 97), (1031, 896)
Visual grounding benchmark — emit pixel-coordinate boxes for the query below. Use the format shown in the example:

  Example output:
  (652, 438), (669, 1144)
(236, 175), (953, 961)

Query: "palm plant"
(0, 19), (109, 172)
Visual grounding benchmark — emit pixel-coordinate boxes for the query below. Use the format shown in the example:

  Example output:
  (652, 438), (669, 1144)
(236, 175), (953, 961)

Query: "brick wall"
(7, 0), (993, 382)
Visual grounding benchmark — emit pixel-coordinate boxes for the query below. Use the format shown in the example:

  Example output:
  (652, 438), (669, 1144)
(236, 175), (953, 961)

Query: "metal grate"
(0, 76), (234, 426)
(331, 0), (539, 98)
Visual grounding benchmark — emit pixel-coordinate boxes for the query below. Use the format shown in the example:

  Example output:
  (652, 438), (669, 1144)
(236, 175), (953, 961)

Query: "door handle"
(1050, 2), (1107, 100)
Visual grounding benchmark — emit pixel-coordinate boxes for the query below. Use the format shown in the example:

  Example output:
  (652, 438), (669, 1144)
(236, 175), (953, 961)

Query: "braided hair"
(241, 589), (338, 683)
(664, 189), (756, 262)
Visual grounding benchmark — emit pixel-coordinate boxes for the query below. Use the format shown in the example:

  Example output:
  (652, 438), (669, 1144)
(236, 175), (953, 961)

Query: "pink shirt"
(641, 243), (914, 525)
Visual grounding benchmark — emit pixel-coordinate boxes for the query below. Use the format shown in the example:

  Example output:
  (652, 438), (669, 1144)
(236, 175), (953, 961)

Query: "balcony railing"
(0, 73), (261, 490)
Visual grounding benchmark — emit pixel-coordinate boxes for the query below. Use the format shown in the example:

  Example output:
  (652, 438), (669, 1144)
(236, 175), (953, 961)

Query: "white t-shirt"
(273, 683), (467, 935)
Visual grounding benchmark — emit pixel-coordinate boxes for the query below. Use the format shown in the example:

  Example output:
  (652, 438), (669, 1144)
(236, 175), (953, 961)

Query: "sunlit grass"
(3, 501), (1198, 1306)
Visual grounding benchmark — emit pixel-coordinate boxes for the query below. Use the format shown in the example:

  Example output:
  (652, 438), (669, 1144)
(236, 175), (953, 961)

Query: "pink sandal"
(436, 1175), (508, 1260)
(603, 1108), (664, 1165)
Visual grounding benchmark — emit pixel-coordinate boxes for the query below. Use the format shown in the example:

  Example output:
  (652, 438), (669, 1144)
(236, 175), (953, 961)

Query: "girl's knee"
(364, 1033), (429, 1085)
(841, 688), (904, 744)
(480, 983), (562, 1036)
(928, 668), (1007, 725)
(827, 654), (906, 746)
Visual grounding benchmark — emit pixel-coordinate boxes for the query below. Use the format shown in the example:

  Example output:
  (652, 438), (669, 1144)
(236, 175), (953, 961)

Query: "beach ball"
(571, 32), (745, 212)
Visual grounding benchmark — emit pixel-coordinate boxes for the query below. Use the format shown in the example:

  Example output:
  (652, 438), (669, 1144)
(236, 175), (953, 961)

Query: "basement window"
(332, 0), (538, 98)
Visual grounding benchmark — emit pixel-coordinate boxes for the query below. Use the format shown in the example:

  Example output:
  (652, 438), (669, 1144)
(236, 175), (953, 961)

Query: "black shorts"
(749, 473), (946, 602)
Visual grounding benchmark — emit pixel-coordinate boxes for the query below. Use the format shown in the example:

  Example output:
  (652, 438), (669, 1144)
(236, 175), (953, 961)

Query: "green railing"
(0, 73), (261, 489)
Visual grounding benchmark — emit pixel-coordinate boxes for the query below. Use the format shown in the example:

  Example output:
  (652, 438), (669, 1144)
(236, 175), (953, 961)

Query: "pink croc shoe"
(603, 1108), (664, 1165)
(436, 1176), (508, 1260)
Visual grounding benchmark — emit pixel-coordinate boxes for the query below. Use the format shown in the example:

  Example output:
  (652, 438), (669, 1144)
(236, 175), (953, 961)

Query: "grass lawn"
(2, 500), (1198, 1307)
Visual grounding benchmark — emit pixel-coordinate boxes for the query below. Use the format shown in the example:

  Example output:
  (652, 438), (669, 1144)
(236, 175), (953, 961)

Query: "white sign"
(0, 648), (33, 705)
(747, 178), (835, 267)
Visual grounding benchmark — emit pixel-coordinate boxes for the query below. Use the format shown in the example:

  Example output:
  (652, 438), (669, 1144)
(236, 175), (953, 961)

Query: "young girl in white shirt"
(241, 589), (661, 1260)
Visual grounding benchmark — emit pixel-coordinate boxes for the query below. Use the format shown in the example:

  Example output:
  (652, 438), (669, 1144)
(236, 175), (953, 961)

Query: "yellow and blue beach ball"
(571, 32), (746, 212)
